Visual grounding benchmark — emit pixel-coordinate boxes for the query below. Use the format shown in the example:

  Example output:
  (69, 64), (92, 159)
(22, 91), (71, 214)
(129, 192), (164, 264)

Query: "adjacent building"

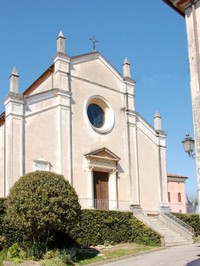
(167, 173), (188, 213)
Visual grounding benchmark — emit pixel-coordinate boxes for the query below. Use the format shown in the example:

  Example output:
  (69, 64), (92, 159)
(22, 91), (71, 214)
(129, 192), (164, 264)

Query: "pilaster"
(109, 169), (118, 210)
(124, 58), (140, 208)
(4, 92), (24, 195)
(126, 110), (140, 208)
(53, 31), (71, 91)
(123, 58), (135, 112)
(157, 132), (170, 212)
(53, 32), (72, 183)
(87, 166), (94, 209)
(185, 2), (200, 215)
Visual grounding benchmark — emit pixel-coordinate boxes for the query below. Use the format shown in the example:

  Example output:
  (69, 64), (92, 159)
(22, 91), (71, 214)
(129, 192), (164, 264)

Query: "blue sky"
(0, 0), (196, 195)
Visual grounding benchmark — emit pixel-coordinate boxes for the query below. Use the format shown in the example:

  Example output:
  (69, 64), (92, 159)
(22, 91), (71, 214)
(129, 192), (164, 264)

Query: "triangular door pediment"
(85, 147), (120, 162)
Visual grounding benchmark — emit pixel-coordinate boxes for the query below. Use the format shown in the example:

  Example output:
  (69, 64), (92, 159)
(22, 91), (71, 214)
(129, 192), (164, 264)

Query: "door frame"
(93, 171), (109, 210)
(85, 147), (120, 210)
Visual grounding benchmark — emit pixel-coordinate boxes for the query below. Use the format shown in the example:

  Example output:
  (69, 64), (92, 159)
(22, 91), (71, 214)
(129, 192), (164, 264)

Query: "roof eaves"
(0, 112), (5, 127)
(162, 0), (185, 17)
(167, 173), (188, 179)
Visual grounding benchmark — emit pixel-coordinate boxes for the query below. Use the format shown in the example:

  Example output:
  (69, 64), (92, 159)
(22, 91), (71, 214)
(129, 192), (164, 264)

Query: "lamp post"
(182, 134), (195, 158)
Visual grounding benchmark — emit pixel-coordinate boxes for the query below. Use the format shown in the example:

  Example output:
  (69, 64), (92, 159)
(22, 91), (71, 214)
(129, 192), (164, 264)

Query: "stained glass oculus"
(87, 104), (105, 128)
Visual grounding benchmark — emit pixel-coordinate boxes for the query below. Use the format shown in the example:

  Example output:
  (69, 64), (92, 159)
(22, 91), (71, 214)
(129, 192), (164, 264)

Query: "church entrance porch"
(85, 147), (120, 210)
(94, 171), (109, 210)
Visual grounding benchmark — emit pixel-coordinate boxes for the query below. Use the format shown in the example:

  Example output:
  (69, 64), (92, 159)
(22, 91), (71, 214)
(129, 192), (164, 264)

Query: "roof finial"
(57, 30), (66, 53)
(10, 67), (19, 93)
(89, 36), (98, 50)
(154, 111), (162, 131)
(123, 58), (131, 78)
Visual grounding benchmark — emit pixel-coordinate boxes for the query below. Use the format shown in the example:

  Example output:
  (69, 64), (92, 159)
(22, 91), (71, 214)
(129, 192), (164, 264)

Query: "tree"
(186, 193), (198, 213)
(4, 171), (81, 247)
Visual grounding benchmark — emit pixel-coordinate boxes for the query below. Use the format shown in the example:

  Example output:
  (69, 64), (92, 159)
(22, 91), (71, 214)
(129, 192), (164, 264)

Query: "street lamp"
(182, 134), (195, 158)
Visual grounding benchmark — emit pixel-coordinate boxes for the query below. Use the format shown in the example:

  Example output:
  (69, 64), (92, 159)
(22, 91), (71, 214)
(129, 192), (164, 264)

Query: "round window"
(86, 96), (114, 134)
(87, 104), (105, 128)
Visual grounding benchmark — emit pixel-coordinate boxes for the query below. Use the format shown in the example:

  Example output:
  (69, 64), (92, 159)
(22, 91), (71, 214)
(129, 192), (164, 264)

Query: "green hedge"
(0, 198), (6, 249)
(129, 216), (161, 246)
(1, 197), (161, 248)
(0, 198), (26, 248)
(72, 209), (161, 247)
(172, 212), (200, 236)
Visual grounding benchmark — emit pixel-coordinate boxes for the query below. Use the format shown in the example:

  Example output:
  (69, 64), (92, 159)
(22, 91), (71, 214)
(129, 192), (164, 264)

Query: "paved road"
(101, 244), (200, 266)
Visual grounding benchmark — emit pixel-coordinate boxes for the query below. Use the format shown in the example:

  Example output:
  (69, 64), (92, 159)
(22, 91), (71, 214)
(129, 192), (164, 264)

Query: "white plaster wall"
(185, 2), (200, 100)
(29, 75), (53, 96)
(71, 57), (125, 93)
(0, 125), (4, 197)
(137, 127), (160, 212)
(70, 63), (129, 203)
(25, 101), (59, 174)
(12, 117), (23, 184)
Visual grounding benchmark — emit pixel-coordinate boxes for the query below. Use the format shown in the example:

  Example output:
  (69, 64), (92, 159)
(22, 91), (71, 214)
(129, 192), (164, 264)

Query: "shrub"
(41, 250), (75, 266)
(129, 216), (161, 246)
(0, 249), (7, 265)
(73, 209), (161, 247)
(0, 198), (6, 244)
(4, 171), (81, 249)
(0, 198), (6, 218)
(73, 210), (132, 246)
(1, 221), (26, 248)
(7, 243), (21, 258)
(172, 212), (200, 236)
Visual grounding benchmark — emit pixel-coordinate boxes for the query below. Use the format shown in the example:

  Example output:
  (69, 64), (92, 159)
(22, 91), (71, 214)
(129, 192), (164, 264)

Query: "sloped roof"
(0, 112), (5, 127)
(167, 173), (188, 179)
(23, 64), (54, 97)
(162, 0), (197, 17)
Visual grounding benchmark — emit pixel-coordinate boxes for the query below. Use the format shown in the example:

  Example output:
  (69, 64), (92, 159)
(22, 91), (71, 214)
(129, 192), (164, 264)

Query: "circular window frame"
(86, 96), (115, 134)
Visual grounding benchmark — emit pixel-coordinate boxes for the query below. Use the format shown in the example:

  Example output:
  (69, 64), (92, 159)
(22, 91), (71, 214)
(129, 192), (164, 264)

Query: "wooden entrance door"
(94, 171), (109, 210)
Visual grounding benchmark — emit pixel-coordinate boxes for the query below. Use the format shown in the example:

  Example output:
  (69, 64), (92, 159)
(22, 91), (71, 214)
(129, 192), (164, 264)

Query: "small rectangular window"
(168, 192), (171, 202)
(178, 192), (181, 202)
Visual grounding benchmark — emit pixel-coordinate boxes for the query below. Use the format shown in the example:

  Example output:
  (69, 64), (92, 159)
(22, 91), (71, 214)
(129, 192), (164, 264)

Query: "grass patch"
(0, 243), (160, 266)
(75, 243), (159, 265)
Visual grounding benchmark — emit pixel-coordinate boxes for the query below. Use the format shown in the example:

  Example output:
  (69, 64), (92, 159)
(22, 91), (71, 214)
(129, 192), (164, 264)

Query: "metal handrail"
(163, 212), (194, 234)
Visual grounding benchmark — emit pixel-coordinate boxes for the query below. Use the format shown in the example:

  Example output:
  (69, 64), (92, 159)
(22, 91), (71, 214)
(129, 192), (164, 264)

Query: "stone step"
(135, 214), (193, 246)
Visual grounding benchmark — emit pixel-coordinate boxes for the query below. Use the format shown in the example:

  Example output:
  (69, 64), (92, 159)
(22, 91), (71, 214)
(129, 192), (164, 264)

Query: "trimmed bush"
(1, 198), (27, 248)
(4, 171), (81, 249)
(73, 209), (161, 247)
(0, 198), (6, 235)
(0, 198), (7, 249)
(129, 216), (161, 246)
(172, 212), (200, 236)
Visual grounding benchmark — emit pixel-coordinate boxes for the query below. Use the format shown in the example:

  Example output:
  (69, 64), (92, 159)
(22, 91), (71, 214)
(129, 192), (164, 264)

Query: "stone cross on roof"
(89, 36), (98, 50)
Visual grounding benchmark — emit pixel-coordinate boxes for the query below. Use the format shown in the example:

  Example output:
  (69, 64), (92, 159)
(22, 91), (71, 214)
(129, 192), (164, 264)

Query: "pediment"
(85, 147), (120, 162)
(71, 52), (125, 92)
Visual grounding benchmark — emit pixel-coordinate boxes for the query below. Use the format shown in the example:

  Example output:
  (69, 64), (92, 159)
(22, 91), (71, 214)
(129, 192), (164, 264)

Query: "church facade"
(0, 32), (169, 214)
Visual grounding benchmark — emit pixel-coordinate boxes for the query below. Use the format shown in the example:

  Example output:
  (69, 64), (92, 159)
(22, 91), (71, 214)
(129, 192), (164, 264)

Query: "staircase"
(135, 213), (194, 246)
